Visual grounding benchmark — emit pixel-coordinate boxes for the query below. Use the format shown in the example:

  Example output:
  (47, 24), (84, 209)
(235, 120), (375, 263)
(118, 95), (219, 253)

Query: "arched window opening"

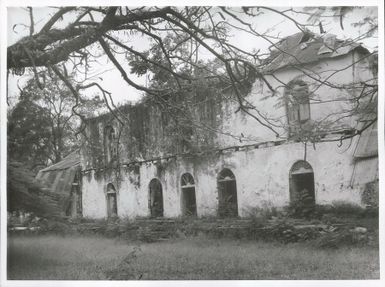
(106, 183), (118, 217)
(149, 179), (164, 217)
(217, 169), (238, 217)
(181, 173), (197, 216)
(104, 126), (116, 164)
(285, 80), (311, 136)
(289, 161), (315, 215)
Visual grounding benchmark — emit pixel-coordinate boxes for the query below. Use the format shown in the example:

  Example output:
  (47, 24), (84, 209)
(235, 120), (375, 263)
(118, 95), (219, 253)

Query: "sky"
(6, 6), (378, 107)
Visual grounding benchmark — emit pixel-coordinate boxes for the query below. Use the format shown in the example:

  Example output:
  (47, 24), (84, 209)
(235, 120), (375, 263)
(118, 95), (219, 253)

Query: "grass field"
(7, 234), (379, 280)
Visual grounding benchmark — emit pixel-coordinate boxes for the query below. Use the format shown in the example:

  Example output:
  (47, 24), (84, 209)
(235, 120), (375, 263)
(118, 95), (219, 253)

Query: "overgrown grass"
(7, 234), (130, 280)
(7, 234), (379, 280)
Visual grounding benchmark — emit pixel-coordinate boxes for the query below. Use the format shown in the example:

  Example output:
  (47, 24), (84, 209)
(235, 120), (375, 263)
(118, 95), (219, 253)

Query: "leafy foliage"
(7, 74), (104, 216)
(314, 229), (367, 249)
(8, 99), (53, 171)
(7, 161), (63, 217)
(8, 73), (104, 171)
(361, 180), (379, 208)
(6, 7), (378, 143)
(288, 188), (315, 218)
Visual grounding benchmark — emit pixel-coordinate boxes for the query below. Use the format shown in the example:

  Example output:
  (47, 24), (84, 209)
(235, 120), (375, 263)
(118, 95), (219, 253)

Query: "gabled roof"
(263, 32), (368, 73)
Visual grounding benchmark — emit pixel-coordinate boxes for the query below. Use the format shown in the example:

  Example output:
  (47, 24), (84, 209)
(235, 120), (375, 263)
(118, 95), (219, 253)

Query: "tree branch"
(40, 7), (76, 33)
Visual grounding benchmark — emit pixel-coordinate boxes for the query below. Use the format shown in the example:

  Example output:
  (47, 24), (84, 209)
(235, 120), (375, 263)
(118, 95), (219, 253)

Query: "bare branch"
(28, 7), (34, 36)
(40, 7), (76, 33)
(98, 37), (167, 96)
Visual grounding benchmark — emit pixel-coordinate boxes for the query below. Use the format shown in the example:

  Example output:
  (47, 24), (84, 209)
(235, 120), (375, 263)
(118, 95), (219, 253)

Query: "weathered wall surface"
(82, 137), (376, 219)
(218, 51), (375, 146)
(81, 86), (223, 171)
(81, 49), (377, 219)
(81, 51), (374, 167)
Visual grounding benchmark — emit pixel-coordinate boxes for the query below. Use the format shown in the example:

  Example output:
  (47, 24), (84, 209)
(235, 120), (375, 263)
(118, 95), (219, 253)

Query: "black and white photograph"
(0, 0), (383, 285)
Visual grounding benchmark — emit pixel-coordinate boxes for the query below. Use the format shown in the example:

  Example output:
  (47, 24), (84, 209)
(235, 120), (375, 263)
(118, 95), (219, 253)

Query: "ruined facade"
(80, 33), (378, 219)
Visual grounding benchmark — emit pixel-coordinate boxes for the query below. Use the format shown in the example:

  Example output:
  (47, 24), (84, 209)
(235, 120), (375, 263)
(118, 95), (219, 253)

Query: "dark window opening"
(298, 32), (313, 44)
(217, 169), (238, 217)
(66, 172), (82, 217)
(106, 183), (118, 217)
(285, 80), (311, 136)
(104, 126), (116, 164)
(181, 173), (197, 216)
(289, 161), (315, 215)
(149, 179), (164, 217)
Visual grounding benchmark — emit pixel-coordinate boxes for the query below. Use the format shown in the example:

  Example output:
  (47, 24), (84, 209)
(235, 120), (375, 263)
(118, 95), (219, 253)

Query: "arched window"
(149, 179), (164, 217)
(289, 161), (315, 213)
(285, 80), (311, 135)
(106, 183), (118, 217)
(181, 173), (197, 216)
(104, 126), (116, 164)
(217, 169), (238, 217)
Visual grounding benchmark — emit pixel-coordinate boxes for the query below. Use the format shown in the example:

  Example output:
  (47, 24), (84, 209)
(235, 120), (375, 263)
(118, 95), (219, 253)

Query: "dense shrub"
(291, 201), (376, 221)
(330, 201), (365, 217)
(9, 203), (376, 248)
(256, 219), (322, 243)
(314, 228), (369, 249)
(287, 190), (315, 219)
(361, 180), (379, 208)
(37, 219), (74, 235)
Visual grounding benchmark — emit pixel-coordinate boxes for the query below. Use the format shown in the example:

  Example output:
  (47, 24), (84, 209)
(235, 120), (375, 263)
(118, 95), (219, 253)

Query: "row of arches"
(106, 161), (315, 218)
(148, 169), (239, 218)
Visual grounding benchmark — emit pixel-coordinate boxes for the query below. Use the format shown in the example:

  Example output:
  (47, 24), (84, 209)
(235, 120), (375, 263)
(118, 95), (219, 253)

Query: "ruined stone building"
(80, 32), (378, 219)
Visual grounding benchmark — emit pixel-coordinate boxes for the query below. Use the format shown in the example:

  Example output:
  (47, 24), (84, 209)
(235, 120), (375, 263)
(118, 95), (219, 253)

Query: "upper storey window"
(285, 80), (311, 135)
(104, 126), (116, 164)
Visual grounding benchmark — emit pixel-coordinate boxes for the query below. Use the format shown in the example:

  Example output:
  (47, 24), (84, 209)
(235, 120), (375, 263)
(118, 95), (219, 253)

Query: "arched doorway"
(106, 183), (118, 217)
(149, 179), (164, 217)
(181, 173), (197, 216)
(289, 161), (315, 209)
(217, 169), (238, 217)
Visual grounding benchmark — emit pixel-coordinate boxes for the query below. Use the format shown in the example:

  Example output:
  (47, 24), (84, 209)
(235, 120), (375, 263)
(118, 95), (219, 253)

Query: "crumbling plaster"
(82, 138), (369, 219)
(81, 50), (376, 219)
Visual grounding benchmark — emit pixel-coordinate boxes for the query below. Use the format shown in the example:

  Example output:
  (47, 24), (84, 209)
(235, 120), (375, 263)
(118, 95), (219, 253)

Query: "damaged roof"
(36, 150), (80, 197)
(263, 31), (369, 73)
(38, 151), (80, 172)
(36, 151), (81, 216)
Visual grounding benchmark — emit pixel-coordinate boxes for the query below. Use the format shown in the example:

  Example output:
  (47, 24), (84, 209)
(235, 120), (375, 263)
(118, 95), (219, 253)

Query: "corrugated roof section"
(36, 151), (80, 195)
(263, 32), (367, 73)
(39, 151), (80, 172)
